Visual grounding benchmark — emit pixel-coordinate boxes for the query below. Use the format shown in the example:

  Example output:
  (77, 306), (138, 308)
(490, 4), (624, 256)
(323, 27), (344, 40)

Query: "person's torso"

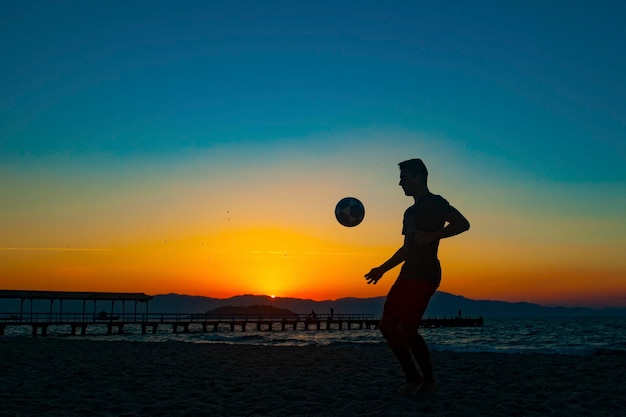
(399, 193), (450, 284)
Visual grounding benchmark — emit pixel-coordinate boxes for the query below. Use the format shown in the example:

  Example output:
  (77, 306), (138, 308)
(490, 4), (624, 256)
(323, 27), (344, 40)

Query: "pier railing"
(0, 311), (378, 336)
(0, 312), (482, 336)
(0, 311), (371, 323)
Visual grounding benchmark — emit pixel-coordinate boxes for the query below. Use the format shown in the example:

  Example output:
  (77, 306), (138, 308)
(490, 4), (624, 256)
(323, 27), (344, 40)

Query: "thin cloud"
(214, 249), (375, 257)
(0, 247), (112, 252)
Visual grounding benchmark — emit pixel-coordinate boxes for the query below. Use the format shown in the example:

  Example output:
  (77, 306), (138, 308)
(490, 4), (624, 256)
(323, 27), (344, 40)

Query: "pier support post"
(70, 324), (87, 335)
(106, 323), (123, 335)
(142, 323), (158, 334)
(30, 325), (48, 337)
(172, 323), (189, 333)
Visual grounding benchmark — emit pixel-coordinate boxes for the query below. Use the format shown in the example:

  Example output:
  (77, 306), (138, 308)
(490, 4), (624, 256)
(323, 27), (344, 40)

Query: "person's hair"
(399, 158), (428, 184)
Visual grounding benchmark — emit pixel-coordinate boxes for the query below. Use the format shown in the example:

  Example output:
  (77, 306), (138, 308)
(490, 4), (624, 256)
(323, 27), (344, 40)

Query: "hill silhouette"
(1, 291), (624, 318)
(147, 292), (626, 318)
(207, 304), (298, 317)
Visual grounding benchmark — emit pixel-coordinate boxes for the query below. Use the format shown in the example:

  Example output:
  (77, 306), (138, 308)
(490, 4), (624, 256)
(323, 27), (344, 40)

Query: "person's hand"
(365, 267), (384, 285)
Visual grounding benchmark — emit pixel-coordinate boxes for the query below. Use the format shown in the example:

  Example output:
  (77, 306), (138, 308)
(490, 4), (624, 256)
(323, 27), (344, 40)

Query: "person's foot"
(397, 381), (421, 397)
(417, 380), (438, 396)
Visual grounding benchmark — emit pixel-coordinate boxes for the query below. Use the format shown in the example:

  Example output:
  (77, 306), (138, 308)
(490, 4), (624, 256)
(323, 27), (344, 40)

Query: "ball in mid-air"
(335, 197), (365, 227)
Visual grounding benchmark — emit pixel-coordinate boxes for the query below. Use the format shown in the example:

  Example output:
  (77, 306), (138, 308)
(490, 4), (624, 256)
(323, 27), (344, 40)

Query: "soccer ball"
(335, 197), (365, 227)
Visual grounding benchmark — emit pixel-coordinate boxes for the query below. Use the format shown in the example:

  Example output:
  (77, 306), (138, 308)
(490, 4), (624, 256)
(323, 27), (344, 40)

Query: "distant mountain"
(1, 291), (624, 318)
(207, 305), (298, 317)
(147, 292), (626, 318)
(148, 293), (369, 316)
(426, 292), (626, 318)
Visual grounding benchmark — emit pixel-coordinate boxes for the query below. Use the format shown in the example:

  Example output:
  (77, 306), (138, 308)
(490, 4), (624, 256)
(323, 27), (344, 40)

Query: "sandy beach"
(0, 338), (624, 417)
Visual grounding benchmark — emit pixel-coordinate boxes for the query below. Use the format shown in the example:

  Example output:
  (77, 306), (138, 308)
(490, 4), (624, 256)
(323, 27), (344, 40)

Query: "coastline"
(1, 338), (624, 416)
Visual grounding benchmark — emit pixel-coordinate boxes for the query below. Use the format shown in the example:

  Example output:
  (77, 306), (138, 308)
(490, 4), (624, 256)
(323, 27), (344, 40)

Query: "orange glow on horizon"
(1, 222), (624, 307)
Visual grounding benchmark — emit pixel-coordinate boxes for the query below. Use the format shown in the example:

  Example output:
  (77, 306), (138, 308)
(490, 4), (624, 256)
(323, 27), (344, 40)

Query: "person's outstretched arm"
(365, 246), (407, 285)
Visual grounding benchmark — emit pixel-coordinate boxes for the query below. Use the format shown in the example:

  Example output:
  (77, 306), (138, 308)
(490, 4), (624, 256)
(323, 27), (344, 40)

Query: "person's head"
(399, 159), (428, 184)
(398, 158), (428, 196)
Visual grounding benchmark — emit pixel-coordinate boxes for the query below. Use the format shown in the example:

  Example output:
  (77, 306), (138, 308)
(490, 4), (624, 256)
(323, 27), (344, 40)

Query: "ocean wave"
(428, 343), (604, 356)
(593, 347), (626, 356)
(2, 317), (624, 357)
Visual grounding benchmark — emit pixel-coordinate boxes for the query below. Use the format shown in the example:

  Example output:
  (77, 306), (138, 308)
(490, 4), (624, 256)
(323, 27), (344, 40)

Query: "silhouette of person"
(330, 307), (334, 320)
(365, 158), (470, 396)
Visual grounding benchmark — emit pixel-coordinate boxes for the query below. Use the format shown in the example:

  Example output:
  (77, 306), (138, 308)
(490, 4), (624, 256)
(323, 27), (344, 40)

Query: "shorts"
(382, 279), (438, 327)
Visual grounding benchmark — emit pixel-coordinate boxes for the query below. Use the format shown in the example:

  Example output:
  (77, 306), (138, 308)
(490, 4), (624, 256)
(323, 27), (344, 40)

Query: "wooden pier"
(0, 312), (483, 336)
(0, 290), (483, 337)
(0, 312), (383, 336)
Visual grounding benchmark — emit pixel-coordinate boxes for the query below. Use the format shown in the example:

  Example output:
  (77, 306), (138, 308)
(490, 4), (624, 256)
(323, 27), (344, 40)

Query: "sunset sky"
(1, 1), (625, 308)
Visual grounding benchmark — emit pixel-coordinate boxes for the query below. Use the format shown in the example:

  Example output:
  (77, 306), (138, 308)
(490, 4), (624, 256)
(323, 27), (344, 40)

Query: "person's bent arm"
(413, 207), (470, 245)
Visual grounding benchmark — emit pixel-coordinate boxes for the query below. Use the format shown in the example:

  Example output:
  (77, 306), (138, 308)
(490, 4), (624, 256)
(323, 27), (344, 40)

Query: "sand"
(0, 338), (624, 417)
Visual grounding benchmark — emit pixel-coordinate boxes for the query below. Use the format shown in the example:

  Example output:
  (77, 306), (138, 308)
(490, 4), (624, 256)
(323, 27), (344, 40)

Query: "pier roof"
(0, 290), (152, 302)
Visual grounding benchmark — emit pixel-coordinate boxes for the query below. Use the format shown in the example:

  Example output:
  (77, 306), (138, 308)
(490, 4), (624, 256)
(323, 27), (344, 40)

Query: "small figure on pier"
(311, 310), (317, 321)
(330, 308), (334, 320)
(458, 309), (462, 318)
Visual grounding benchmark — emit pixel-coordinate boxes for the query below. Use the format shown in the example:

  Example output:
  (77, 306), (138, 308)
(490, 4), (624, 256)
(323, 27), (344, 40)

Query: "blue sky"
(1, 1), (625, 306)
(3, 1), (624, 178)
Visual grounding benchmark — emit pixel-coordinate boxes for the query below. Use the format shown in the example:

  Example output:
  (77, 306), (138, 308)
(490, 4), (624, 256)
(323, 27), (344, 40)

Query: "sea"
(3, 317), (625, 357)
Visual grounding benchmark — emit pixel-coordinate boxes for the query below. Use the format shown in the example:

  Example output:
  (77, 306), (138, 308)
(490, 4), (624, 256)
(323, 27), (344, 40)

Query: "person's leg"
(380, 317), (421, 384)
(407, 330), (436, 392)
(404, 281), (438, 393)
